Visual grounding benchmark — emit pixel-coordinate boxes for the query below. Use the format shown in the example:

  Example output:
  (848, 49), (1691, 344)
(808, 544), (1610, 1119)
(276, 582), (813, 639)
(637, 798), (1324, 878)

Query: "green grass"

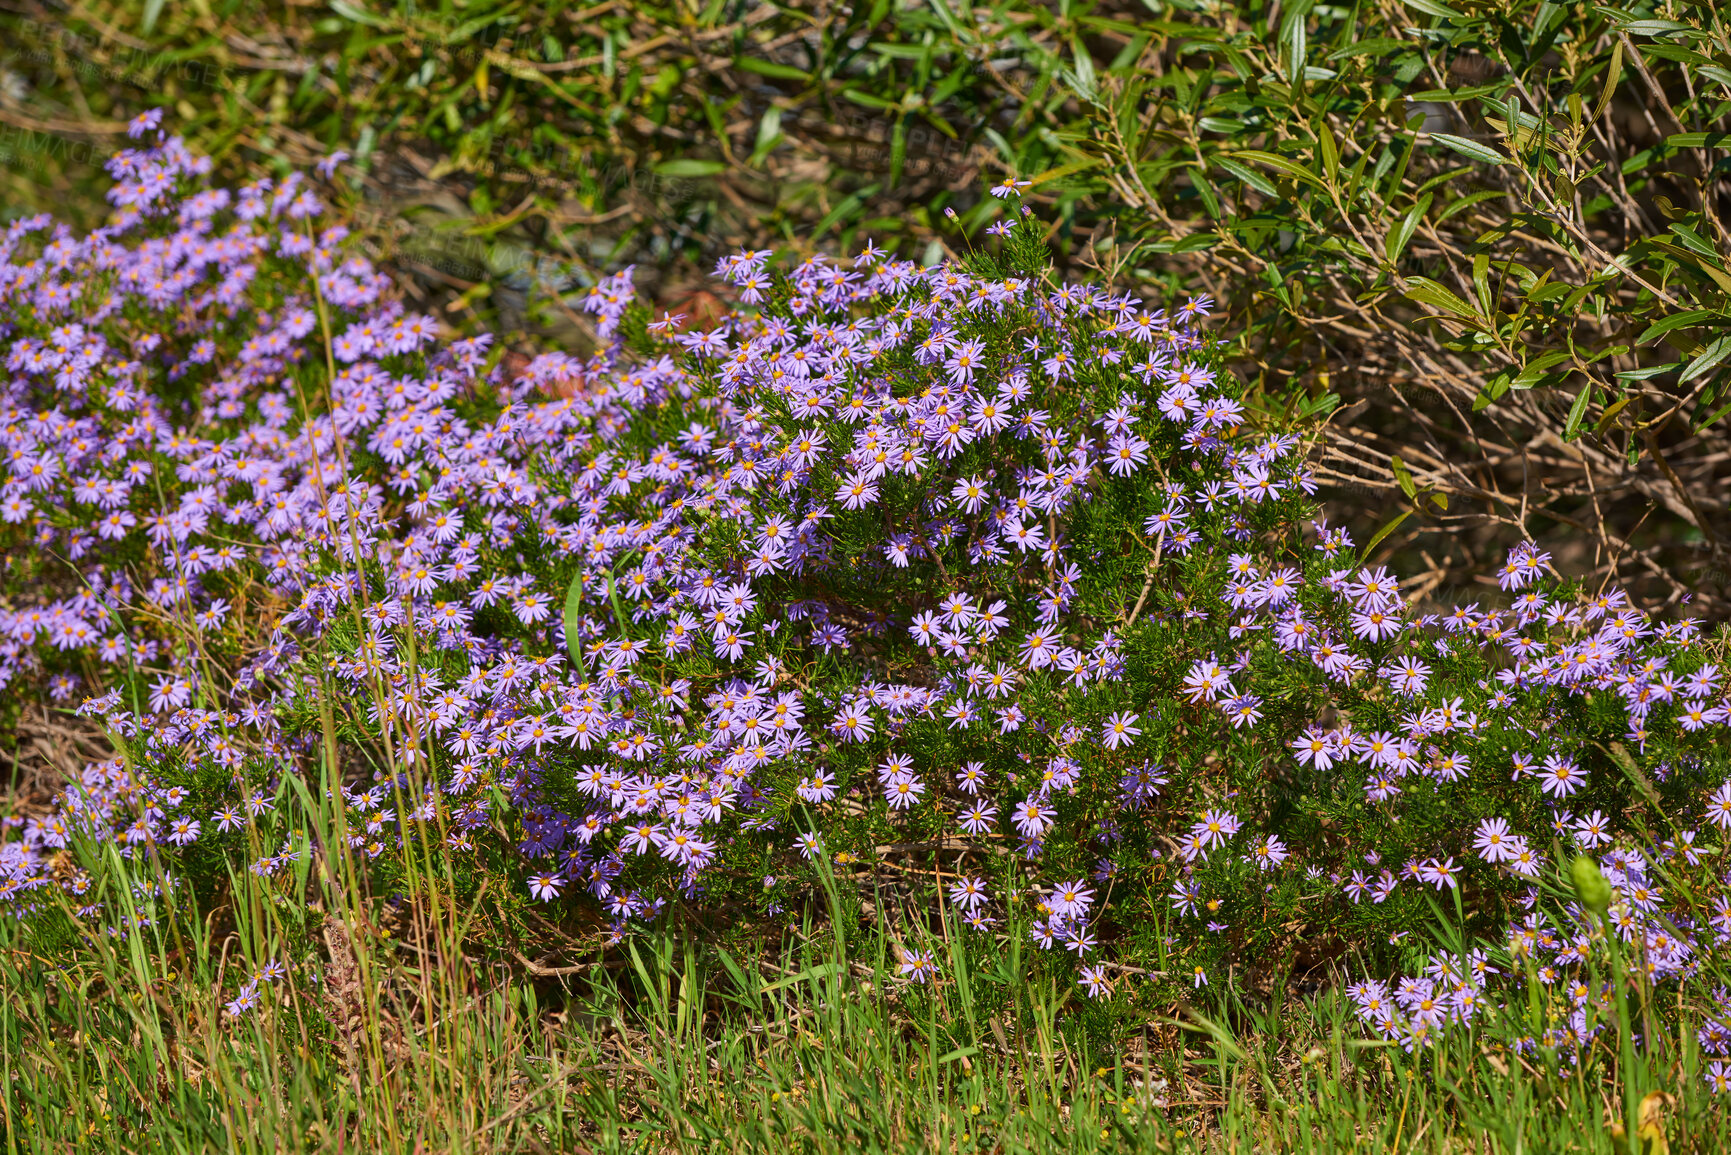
(4, 793), (1727, 1153)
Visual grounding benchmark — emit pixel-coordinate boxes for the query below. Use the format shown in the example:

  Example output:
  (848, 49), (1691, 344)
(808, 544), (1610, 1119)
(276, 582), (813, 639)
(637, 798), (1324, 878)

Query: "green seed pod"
(1571, 855), (1612, 918)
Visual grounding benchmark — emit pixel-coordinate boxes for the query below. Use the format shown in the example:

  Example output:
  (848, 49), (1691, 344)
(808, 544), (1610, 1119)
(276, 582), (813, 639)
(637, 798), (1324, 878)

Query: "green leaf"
(1563, 383), (1594, 441)
(563, 572), (585, 672)
(1695, 397), (1731, 433)
(1232, 149), (1326, 189)
(1669, 223), (1722, 260)
(1316, 121), (1339, 186)
(1593, 40), (1623, 123)
(1425, 133), (1508, 166)
(749, 106), (784, 167)
(1280, 0), (1310, 84)
(1213, 156), (1279, 198)
(1596, 394), (1633, 433)
(1404, 276), (1482, 321)
(329, 0), (389, 27)
(813, 184), (879, 236)
(1187, 166), (1221, 217)
(1512, 350), (1573, 388)
(1680, 335), (1731, 383)
(1363, 509), (1413, 558)
(840, 90), (898, 111)
(1390, 454), (1417, 500)
(734, 56), (813, 83)
(1666, 132), (1731, 149)
(757, 963), (843, 994)
(1401, 0), (1463, 17)
(1169, 232), (1219, 254)
(1069, 34), (1097, 98)
(1615, 363), (1680, 382)
(1621, 19), (1691, 37)
(1435, 188), (1504, 225)
(1386, 195), (1432, 266)
(1636, 309), (1716, 345)
(654, 159), (728, 177)
(1330, 37), (1407, 59)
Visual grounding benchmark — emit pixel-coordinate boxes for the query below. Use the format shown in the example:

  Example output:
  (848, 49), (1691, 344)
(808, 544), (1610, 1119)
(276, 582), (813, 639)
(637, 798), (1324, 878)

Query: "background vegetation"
(5, 0), (1730, 607)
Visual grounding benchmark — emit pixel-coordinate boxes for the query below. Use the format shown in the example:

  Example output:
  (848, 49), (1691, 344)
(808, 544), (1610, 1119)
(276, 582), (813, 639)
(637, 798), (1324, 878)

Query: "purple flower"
(898, 948), (937, 983)
(1100, 710), (1141, 750)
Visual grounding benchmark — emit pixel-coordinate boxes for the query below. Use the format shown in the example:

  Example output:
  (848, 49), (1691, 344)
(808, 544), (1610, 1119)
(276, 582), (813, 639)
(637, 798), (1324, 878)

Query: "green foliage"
(1058, 0), (1731, 600)
(6, 4), (1727, 593)
(4, 887), (1729, 1151)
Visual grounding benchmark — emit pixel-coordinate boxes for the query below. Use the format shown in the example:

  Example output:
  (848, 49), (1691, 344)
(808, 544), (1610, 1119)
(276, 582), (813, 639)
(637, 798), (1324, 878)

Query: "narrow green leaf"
(1669, 223), (1721, 259)
(1281, 0), (1309, 84)
(1512, 350), (1573, 388)
(758, 963), (844, 994)
(1330, 38), (1407, 59)
(1594, 40), (1623, 122)
(1187, 165), (1221, 218)
(1621, 19), (1691, 37)
(605, 571), (629, 630)
(1436, 188), (1502, 225)
(563, 572), (585, 672)
(1680, 335), (1731, 383)
(1198, 117), (1246, 135)
(1695, 397), (1731, 433)
(329, 0), (389, 27)
(1666, 132), (1731, 148)
(1596, 394), (1633, 433)
(1471, 252), (1492, 317)
(1069, 35), (1097, 97)
(1636, 310), (1715, 345)
(734, 56), (813, 83)
(1317, 121), (1339, 186)
(1563, 383), (1594, 441)
(1426, 133), (1508, 166)
(1232, 149), (1325, 189)
(1615, 363), (1679, 382)
(1386, 195), (1431, 265)
(749, 106), (784, 167)
(1390, 454), (1417, 500)
(1404, 276), (1482, 321)
(1170, 232), (1219, 254)
(654, 159), (728, 177)
(1474, 373), (1512, 410)
(813, 185), (878, 236)
(1213, 156), (1278, 198)
(1363, 509), (1413, 558)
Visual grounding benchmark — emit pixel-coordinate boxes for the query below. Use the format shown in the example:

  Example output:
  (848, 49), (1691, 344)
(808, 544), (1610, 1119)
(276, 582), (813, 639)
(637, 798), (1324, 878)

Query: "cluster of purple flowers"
(0, 118), (1727, 1051)
(1349, 841), (1731, 1092)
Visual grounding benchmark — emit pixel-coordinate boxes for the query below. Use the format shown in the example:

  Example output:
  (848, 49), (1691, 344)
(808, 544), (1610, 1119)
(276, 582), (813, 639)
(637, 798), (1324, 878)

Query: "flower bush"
(2, 117), (1731, 1089)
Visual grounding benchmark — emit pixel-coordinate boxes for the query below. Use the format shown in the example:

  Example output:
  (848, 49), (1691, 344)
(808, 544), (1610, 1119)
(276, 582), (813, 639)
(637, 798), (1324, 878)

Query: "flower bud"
(1571, 855), (1612, 917)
